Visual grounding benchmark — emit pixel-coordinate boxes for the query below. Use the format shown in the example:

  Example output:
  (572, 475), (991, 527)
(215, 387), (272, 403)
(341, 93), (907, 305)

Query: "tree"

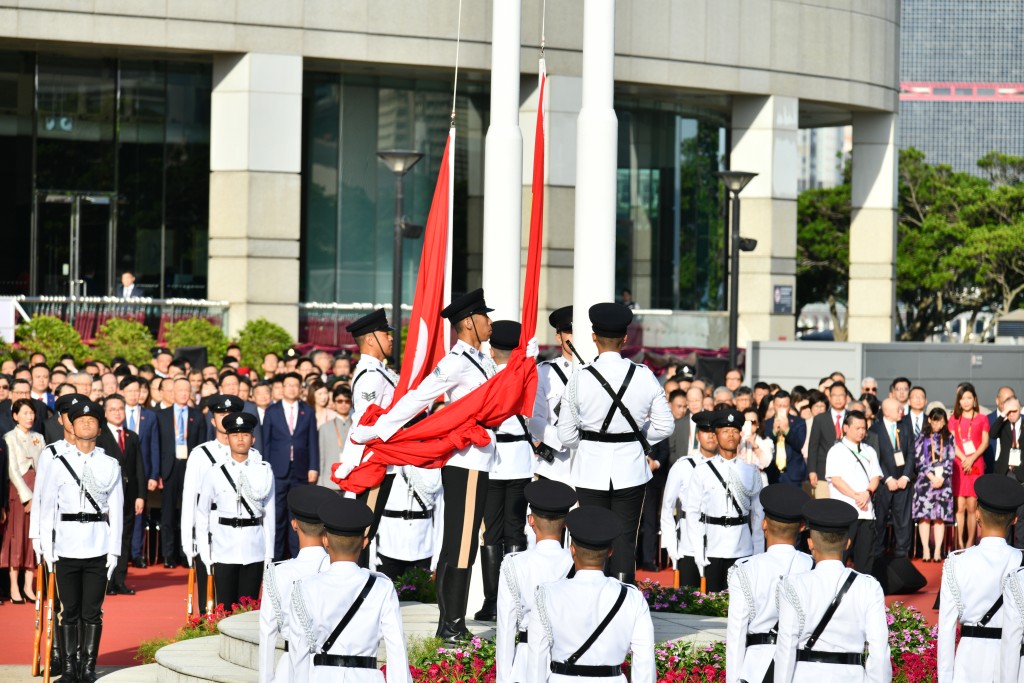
(92, 318), (156, 367)
(234, 318), (293, 371)
(16, 316), (90, 365)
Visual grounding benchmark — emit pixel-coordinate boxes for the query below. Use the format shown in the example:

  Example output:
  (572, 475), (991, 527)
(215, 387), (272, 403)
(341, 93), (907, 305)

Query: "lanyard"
(957, 414), (975, 444)
(930, 436), (944, 464)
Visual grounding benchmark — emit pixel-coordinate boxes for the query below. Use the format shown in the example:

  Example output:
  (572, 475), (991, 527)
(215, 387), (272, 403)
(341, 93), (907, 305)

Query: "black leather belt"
(382, 509), (433, 520)
(496, 434), (530, 443)
(700, 513), (750, 527)
(551, 662), (621, 677)
(796, 650), (862, 666)
(746, 632), (776, 646)
(313, 654), (377, 668)
(961, 625), (1001, 639)
(219, 516), (263, 528)
(283, 640), (289, 653)
(517, 630), (528, 643)
(579, 431), (637, 443)
(60, 513), (107, 523)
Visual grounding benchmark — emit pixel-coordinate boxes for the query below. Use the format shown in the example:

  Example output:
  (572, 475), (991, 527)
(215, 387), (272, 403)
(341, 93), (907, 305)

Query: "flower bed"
(135, 596), (260, 664)
(636, 580), (729, 617)
(394, 566), (438, 604)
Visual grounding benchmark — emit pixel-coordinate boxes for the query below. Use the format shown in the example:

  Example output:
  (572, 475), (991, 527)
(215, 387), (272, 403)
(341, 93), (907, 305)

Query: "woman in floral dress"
(912, 407), (955, 561)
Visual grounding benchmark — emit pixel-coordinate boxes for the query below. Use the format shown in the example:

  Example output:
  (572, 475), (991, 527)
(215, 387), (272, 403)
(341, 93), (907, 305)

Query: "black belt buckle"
(796, 649), (863, 666)
(535, 443), (556, 464)
(550, 661), (622, 677)
(745, 632), (777, 646)
(961, 624), (1001, 640)
(517, 630), (528, 644)
(312, 654), (377, 669)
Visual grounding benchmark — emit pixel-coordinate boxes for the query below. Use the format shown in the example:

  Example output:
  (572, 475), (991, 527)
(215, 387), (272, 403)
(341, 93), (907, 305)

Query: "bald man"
(868, 397), (915, 558)
(993, 397), (1024, 548)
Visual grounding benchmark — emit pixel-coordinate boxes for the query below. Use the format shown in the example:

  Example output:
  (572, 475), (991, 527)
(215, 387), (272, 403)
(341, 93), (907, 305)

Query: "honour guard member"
(259, 485), (335, 683)
(477, 320), (535, 621)
(685, 409), (765, 592)
(374, 465), (443, 579)
(286, 497), (409, 682)
(773, 499), (890, 683)
(660, 410), (717, 589)
(496, 480), (577, 683)
(530, 306), (574, 484)
(557, 303), (674, 585)
(1000, 543), (1024, 682)
(726, 485), (812, 683)
(196, 412), (275, 610)
(528, 505), (655, 683)
(938, 474), (1024, 683)
(39, 398), (123, 683)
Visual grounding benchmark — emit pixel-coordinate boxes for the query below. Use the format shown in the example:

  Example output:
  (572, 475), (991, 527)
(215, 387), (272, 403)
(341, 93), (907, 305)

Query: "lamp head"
(717, 170), (758, 194)
(377, 149), (424, 176)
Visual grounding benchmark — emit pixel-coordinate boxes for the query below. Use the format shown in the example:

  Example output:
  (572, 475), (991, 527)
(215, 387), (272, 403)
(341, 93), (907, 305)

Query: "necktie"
(775, 424), (787, 472)
(176, 408), (186, 445)
(127, 408), (137, 432)
(834, 414), (842, 440)
(914, 416), (921, 437)
(889, 423), (897, 448)
(117, 428), (125, 453)
(287, 405), (296, 434)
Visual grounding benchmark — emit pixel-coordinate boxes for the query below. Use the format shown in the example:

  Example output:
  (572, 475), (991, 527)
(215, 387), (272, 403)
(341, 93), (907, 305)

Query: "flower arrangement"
(886, 601), (936, 682)
(394, 566), (438, 604)
(405, 635), (496, 683)
(135, 596), (261, 664)
(652, 640), (727, 683)
(636, 580), (730, 617)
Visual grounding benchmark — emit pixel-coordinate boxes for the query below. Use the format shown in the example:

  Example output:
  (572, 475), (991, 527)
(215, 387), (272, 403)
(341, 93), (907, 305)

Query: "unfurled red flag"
(334, 66), (547, 494)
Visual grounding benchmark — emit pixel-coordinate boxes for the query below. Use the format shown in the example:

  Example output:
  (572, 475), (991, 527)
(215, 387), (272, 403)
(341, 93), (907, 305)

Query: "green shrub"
(163, 318), (229, 364)
(393, 567), (437, 604)
(16, 316), (90, 365)
(92, 318), (156, 367)
(234, 318), (294, 371)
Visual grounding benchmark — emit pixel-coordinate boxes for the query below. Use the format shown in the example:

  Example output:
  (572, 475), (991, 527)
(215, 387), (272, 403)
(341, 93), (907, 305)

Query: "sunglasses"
(335, 397), (352, 403)
(0, 385), (9, 390)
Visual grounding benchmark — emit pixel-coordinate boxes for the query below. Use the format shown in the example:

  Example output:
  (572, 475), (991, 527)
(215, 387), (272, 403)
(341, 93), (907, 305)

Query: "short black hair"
(754, 381), (771, 392)
(909, 385), (927, 397)
(119, 375), (141, 390)
(773, 389), (791, 402)
(890, 376), (911, 390)
(843, 410), (866, 427)
(735, 386), (753, 398)
(332, 385), (353, 400)
(668, 389), (687, 403)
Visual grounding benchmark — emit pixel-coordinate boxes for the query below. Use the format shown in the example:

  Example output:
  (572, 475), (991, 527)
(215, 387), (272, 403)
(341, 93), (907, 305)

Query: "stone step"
(101, 663), (161, 682)
(154, 634), (257, 683)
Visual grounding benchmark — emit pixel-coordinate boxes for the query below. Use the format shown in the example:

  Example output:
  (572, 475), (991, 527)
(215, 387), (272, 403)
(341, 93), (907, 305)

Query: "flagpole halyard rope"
(451, 0), (464, 124)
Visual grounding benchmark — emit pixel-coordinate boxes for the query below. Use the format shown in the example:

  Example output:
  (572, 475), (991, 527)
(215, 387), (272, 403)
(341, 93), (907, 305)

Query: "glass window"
(0, 51), (33, 294)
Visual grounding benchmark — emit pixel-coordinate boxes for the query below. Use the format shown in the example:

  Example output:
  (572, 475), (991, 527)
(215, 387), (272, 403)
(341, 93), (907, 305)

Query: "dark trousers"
(131, 511), (145, 559)
(160, 463), (185, 563)
(55, 556), (107, 626)
(357, 474), (396, 567)
(482, 477), (529, 547)
(438, 467), (489, 569)
(847, 518), (876, 573)
(274, 469), (308, 560)
(575, 483), (646, 578)
(705, 556), (737, 593)
(639, 478), (665, 565)
(874, 486), (912, 557)
(1013, 498), (1024, 550)
(213, 562), (263, 611)
(377, 554), (431, 581)
(194, 559), (211, 615)
(112, 505), (134, 586)
(675, 556), (701, 590)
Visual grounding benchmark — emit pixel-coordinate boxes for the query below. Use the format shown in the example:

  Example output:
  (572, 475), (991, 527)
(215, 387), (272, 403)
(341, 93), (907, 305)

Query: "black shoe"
(9, 597), (25, 604)
(79, 623), (101, 683)
(131, 556), (148, 569)
(638, 562), (660, 572)
(163, 560), (177, 569)
(114, 584), (136, 595)
(472, 544), (502, 621)
(106, 586), (118, 596)
(436, 566), (472, 642)
(59, 623), (80, 683)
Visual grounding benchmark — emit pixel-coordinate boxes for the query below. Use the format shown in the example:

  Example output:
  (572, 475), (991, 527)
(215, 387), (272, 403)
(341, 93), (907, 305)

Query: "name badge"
(894, 451), (905, 467)
(1011, 448), (1022, 468)
(963, 439), (976, 455)
(176, 444), (188, 460)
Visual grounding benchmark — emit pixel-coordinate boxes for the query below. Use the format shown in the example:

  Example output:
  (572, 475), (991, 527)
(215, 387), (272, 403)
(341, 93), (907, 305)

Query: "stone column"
(848, 112), (897, 342)
(730, 95), (799, 346)
(207, 53), (303, 338)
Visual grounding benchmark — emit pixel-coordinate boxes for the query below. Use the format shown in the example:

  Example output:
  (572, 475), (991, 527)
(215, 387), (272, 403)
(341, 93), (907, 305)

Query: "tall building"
(900, 0), (1024, 174)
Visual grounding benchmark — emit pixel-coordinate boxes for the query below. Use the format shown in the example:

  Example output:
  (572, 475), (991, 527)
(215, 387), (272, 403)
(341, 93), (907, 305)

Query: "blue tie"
(176, 408), (186, 445)
(128, 409), (137, 432)
(889, 423), (896, 448)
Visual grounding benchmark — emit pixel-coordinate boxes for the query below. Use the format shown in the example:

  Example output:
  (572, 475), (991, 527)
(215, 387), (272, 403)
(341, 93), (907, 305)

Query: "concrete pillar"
(571, 0), (617, 361)
(207, 53), (302, 338)
(481, 0), (523, 322)
(848, 112), (897, 342)
(729, 95), (799, 346)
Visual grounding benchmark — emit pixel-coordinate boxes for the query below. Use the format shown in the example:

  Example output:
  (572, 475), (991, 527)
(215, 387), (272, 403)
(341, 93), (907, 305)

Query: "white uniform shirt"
(376, 466), (443, 565)
(528, 570), (654, 683)
(195, 456), (276, 568)
(1000, 566), (1024, 683)
(726, 545), (813, 683)
(939, 537), (1024, 683)
(286, 562), (410, 683)
(181, 439), (230, 562)
(373, 339), (496, 471)
(259, 546), (331, 683)
(38, 446), (124, 560)
(340, 356), (398, 476)
(530, 357), (574, 483)
(29, 439), (71, 545)
(659, 455), (702, 560)
(556, 352), (674, 490)
(825, 439), (882, 520)
(774, 560), (891, 683)
(492, 363), (535, 480)
(495, 539), (573, 683)
(684, 455), (765, 567)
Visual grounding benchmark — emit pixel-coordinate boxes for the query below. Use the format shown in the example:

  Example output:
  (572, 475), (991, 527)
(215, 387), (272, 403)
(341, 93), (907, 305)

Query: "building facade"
(0, 0), (899, 345)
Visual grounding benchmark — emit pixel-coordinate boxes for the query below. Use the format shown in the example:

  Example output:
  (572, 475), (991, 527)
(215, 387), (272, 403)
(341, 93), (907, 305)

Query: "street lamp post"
(717, 170), (758, 370)
(377, 149), (424, 370)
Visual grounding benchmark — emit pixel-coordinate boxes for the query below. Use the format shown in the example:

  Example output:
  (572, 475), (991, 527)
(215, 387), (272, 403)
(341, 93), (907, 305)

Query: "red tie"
(117, 427), (125, 453)
(834, 414), (842, 439)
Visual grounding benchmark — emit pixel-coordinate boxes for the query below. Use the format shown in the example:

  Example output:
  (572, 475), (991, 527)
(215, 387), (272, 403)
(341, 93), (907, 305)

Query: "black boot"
(473, 544), (502, 621)
(615, 571), (635, 586)
(49, 620), (63, 677)
(436, 566), (472, 642)
(79, 624), (101, 683)
(59, 623), (80, 683)
(433, 563), (447, 634)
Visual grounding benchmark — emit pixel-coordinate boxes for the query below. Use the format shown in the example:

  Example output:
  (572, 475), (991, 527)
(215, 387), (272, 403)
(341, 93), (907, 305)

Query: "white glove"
(526, 337), (539, 359)
(334, 460), (357, 480)
(666, 545), (680, 565)
(32, 538), (41, 564)
(106, 554), (118, 580)
(349, 424), (379, 444)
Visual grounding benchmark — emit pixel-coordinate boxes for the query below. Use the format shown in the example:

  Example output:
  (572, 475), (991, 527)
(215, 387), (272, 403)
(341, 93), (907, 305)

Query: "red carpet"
(0, 565), (191, 666)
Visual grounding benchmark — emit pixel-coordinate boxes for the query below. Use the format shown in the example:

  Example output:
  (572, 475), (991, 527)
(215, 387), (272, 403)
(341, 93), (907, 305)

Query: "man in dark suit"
(97, 395), (146, 594)
(638, 438), (671, 570)
(992, 397), (1024, 547)
(156, 377), (203, 567)
(0, 375), (13, 436)
(261, 372), (319, 560)
(986, 386), (1016, 473)
(121, 376), (161, 567)
(205, 371), (263, 453)
(807, 381), (849, 498)
(116, 271), (145, 298)
(763, 390), (808, 486)
(29, 363), (56, 410)
(869, 397), (915, 558)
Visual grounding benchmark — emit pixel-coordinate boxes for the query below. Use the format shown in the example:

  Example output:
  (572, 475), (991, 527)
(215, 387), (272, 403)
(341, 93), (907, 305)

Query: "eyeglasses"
(335, 398), (352, 404)
(0, 385), (10, 390)
(862, 387), (877, 393)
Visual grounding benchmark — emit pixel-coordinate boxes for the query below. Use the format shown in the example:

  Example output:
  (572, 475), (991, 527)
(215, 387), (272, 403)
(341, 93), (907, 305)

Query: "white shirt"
(528, 570), (654, 683)
(376, 466), (443, 565)
(557, 352), (674, 490)
(29, 439), (71, 543)
(286, 562), (408, 683)
(195, 456), (276, 568)
(659, 454), (704, 559)
(339, 355), (399, 477)
(491, 362), (535, 480)
(529, 356), (574, 483)
(259, 546), (330, 683)
(774, 560), (891, 683)
(726, 545), (813, 683)
(684, 454), (765, 567)
(495, 539), (574, 683)
(825, 438), (882, 520)
(180, 439), (231, 562)
(999, 565), (1024, 683)
(938, 537), (1024, 683)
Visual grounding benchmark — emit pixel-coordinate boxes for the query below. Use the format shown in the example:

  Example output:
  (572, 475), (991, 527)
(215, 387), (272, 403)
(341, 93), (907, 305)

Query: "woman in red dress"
(948, 382), (988, 549)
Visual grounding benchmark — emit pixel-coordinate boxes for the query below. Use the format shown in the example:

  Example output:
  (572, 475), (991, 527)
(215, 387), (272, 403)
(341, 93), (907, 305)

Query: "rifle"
(186, 564), (196, 621)
(673, 569), (680, 590)
(205, 569), (215, 615)
(31, 568), (43, 676)
(42, 571), (55, 683)
(564, 340), (587, 365)
(700, 576), (707, 594)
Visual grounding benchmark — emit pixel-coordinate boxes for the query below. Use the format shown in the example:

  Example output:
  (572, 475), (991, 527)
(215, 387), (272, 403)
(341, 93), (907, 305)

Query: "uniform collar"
(327, 560), (362, 573)
(979, 536), (1009, 549)
(572, 569), (606, 581)
(766, 544), (796, 556)
(297, 546), (328, 560)
(536, 539), (564, 552)
(814, 559), (846, 571)
(360, 355), (385, 369)
(597, 351), (621, 361)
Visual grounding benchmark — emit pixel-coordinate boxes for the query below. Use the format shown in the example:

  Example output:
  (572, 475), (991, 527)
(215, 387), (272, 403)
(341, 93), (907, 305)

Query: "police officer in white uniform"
(259, 485), (335, 683)
(529, 505), (655, 683)
(196, 411), (276, 610)
(685, 409), (765, 593)
(530, 306), (574, 484)
(374, 465), (443, 579)
(773, 499), (890, 683)
(557, 303), (674, 585)
(286, 497), (409, 682)
(39, 398), (124, 683)
(726, 485), (812, 683)
(938, 474), (1024, 683)
(496, 480), (577, 683)
(660, 410), (717, 589)
(999, 551), (1024, 682)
